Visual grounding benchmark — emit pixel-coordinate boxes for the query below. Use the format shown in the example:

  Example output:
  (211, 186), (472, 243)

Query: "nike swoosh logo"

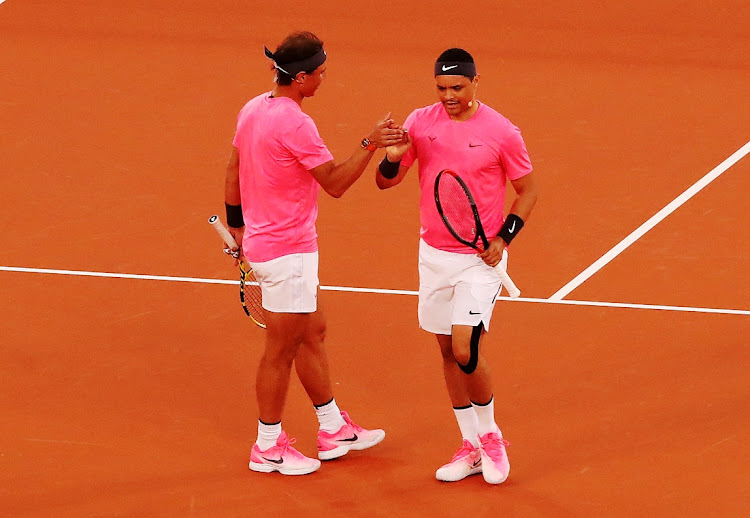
(441, 64), (458, 71)
(262, 456), (284, 464)
(337, 434), (358, 442)
(472, 459), (481, 468)
(469, 311), (481, 315)
(509, 221), (516, 233)
(469, 143), (482, 147)
(428, 136), (437, 142)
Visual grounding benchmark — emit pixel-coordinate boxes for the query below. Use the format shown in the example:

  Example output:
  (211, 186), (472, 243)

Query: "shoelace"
(481, 436), (510, 459)
(340, 411), (364, 432)
(452, 440), (480, 462)
(272, 434), (303, 459)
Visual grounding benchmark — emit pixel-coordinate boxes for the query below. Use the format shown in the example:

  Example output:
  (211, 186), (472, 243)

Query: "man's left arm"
(505, 172), (538, 227)
(481, 172), (538, 266)
(224, 146), (245, 255)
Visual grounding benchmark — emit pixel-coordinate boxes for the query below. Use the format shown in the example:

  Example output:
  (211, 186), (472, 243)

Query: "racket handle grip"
(493, 263), (521, 299)
(208, 215), (238, 249)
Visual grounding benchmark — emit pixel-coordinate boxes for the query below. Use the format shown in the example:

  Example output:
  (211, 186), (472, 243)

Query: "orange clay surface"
(1, 1), (748, 516)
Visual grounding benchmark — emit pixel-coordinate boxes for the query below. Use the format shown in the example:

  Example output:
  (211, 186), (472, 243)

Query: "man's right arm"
(309, 146), (377, 199)
(375, 132), (413, 190)
(309, 114), (406, 198)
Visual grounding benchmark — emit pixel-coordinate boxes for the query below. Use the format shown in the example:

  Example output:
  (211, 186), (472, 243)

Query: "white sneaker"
(435, 440), (482, 482)
(317, 411), (386, 460)
(478, 431), (510, 484)
(249, 431), (321, 475)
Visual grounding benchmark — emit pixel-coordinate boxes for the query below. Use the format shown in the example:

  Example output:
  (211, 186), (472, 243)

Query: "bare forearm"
(222, 146), (244, 250)
(324, 147), (376, 198)
(375, 137), (412, 190)
(507, 173), (538, 222)
(507, 191), (536, 222)
(225, 174), (241, 205)
(311, 114), (406, 197)
(225, 147), (242, 205)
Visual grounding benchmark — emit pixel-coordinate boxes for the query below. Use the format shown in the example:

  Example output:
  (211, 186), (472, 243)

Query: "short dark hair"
(272, 31), (324, 85)
(434, 48), (476, 78)
(436, 48), (474, 64)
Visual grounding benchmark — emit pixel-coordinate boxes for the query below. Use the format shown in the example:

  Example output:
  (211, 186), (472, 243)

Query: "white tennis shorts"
(248, 252), (319, 313)
(418, 239), (506, 335)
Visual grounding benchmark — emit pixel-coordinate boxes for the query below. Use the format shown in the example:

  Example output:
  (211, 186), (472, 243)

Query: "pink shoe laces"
(340, 411), (364, 433)
(451, 439), (481, 463)
(479, 433), (510, 460)
(267, 432), (305, 460)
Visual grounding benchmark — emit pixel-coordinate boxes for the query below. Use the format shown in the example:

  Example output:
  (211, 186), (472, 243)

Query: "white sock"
(256, 420), (282, 451)
(315, 398), (347, 433)
(453, 406), (480, 447)
(472, 397), (501, 437)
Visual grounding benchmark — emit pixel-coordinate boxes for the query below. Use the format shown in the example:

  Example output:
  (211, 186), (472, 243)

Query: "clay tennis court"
(1, 1), (748, 516)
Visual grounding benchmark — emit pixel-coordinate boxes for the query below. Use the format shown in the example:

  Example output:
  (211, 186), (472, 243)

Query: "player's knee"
(262, 341), (301, 367)
(454, 342), (477, 373)
(457, 356), (478, 374)
(456, 323), (483, 374)
(308, 320), (326, 345)
(311, 310), (327, 337)
(451, 346), (471, 366)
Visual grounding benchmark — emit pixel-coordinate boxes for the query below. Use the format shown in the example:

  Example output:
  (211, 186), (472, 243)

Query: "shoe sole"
(482, 471), (509, 484)
(249, 460), (321, 475)
(318, 430), (386, 460)
(435, 465), (482, 482)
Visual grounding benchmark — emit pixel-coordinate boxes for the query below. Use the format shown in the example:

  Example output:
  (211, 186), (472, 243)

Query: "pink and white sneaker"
(249, 431), (321, 475)
(317, 411), (386, 460)
(435, 439), (483, 482)
(478, 431), (510, 484)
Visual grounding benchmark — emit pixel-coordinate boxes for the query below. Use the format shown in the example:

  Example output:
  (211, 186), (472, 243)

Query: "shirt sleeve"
(499, 126), (533, 181)
(286, 115), (334, 170)
(232, 113), (243, 148)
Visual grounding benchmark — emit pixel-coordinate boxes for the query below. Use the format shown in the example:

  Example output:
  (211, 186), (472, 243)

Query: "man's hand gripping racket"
(208, 215), (266, 328)
(434, 170), (521, 298)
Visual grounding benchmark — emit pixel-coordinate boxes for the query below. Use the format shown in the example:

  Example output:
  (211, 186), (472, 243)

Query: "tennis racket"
(434, 170), (521, 298)
(208, 215), (266, 328)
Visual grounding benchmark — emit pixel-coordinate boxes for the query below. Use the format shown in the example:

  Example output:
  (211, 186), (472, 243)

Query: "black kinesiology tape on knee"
(457, 323), (483, 374)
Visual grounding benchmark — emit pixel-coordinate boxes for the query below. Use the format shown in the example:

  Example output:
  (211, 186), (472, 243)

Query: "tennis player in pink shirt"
(376, 48), (538, 484)
(222, 31), (406, 476)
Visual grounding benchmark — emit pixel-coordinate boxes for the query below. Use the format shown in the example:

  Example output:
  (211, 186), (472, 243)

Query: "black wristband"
(225, 203), (244, 228)
(497, 214), (524, 245)
(378, 155), (401, 179)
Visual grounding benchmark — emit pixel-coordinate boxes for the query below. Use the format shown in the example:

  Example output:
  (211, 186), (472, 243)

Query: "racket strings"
(437, 176), (478, 244)
(239, 263), (266, 328)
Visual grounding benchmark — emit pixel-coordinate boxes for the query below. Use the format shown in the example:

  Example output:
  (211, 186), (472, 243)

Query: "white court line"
(1, 266), (748, 316)
(0, 266), (236, 285)
(514, 297), (750, 316)
(549, 140), (750, 301)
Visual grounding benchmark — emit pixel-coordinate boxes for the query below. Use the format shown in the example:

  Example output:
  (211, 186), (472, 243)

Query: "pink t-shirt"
(232, 93), (334, 262)
(401, 102), (533, 253)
